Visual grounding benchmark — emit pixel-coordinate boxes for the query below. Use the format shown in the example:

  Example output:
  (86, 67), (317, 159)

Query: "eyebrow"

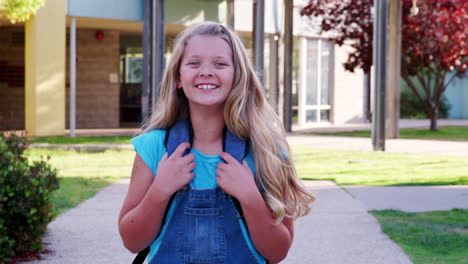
(186, 55), (230, 60)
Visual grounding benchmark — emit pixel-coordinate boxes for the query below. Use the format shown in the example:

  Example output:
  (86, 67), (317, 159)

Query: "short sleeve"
(130, 129), (167, 176)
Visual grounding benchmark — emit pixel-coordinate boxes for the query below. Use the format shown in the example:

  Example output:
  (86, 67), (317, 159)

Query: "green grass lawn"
(25, 148), (135, 216)
(28, 136), (133, 145)
(311, 126), (468, 141)
(371, 209), (468, 264)
(25, 146), (468, 217)
(294, 147), (468, 185)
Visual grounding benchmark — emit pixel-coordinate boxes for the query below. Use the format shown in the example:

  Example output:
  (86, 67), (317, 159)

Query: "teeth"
(197, 84), (218, 90)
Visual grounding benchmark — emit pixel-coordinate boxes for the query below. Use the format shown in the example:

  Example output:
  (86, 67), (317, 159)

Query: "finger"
(170, 142), (190, 159)
(220, 152), (239, 165)
(187, 161), (196, 172)
(183, 172), (195, 184)
(215, 173), (224, 185)
(217, 162), (227, 171)
(182, 153), (195, 164)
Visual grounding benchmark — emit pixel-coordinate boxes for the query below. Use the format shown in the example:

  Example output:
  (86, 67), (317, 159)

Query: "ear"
(176, 81), (182, 89)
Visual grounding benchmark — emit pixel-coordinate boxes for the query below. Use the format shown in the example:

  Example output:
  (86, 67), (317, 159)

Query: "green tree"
(0, 0), (44, 24)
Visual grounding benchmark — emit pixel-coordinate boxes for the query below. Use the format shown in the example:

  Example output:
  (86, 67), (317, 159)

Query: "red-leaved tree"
(301, 0), (467, 131)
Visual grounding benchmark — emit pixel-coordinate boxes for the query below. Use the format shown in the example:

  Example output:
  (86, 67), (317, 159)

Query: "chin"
(189, 100), (225, 109)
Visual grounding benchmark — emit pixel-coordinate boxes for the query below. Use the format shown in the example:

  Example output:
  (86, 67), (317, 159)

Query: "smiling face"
(178, 35), (235, 109)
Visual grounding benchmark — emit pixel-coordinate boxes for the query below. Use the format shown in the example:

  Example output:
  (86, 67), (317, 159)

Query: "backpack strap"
(164, 118), (194, 157)
(133, 118), (249, 264)
(221, 126), (249, 221)
(132, 247), (149, 264)
(223, 126), (249, 163)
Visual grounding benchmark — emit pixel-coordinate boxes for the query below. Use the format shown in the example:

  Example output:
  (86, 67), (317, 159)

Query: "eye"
(215, 62), (228, 67)
(187, 61), (200, 67)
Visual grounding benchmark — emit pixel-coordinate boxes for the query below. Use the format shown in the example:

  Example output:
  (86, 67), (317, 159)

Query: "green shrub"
(400, 88), (451, 119)
(0, 134), (59, 263)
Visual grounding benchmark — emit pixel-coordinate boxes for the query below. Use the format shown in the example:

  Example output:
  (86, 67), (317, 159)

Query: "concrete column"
(227, 0), (235, 29)
(25, 0), (66, 137)
(152, 0), (165, 108)
(283, 0), (293, 132)
(386, 0), (402, 139)
(253, 0), (265, 84)
(372, 0), (388, 151)
(70, 17), (76, 137)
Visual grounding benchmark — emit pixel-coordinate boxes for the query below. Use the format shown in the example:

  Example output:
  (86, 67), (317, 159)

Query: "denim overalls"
(149, 119), (260, 264)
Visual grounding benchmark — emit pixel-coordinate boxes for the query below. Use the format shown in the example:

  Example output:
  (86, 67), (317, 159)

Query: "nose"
(199, 65), (213, 77)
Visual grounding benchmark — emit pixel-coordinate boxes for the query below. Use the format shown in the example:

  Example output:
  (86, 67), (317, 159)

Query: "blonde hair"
(142, 22), (314, 222)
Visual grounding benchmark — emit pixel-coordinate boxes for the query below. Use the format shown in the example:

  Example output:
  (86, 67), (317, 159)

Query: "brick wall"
(0, 26), (25, 130)
(66, 28), (120, 129)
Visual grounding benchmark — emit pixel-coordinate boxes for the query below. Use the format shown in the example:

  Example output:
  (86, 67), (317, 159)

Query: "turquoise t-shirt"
(131, 129), (266, 264)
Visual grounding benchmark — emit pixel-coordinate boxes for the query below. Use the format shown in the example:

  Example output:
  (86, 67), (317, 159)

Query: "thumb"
(243, 159), (249, 168)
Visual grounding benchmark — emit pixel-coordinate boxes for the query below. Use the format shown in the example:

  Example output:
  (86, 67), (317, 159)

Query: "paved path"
(28, 179), (134, 264)
(30, 118), (468, 156)
(346, 185), (468, 212)
(287, 135), (468, 156)
(28, 179), (415, 264)
(283, 181), (412, 264)
(29, 135), (468, 157)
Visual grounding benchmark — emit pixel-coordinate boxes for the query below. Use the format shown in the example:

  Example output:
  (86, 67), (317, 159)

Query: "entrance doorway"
(120, 35), (143, 127)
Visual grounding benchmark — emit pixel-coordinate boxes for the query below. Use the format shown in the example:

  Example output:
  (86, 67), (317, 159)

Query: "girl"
(118, 22), (314, 264)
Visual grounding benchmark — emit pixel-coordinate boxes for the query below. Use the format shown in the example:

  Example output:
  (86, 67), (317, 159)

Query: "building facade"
(0, 0), (371, 137)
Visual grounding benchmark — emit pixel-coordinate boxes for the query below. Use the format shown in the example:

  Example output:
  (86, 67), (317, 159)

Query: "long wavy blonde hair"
(142, 22), (314, 222)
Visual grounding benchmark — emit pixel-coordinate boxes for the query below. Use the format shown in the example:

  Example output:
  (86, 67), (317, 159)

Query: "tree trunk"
(364, 72), (372, 121)
(429, 107), (438, 131)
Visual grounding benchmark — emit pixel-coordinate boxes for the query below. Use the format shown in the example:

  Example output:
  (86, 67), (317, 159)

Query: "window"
(298, 38), (333, 125)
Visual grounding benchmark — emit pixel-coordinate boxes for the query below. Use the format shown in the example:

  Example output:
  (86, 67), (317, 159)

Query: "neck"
(189, 104), (225, 154)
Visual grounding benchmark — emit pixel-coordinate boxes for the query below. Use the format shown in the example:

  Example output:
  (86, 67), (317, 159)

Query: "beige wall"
(25, 0), (66, 137)
(0, 26), (25, 130)
(65, 28), (120, 129)
(332, 44), (366, 124)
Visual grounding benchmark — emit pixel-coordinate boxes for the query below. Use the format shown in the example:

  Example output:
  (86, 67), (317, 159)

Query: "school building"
(0, 0), (466, 137)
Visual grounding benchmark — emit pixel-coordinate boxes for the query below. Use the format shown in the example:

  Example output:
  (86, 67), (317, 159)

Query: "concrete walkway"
(283, 181), (413, 264)
(286, 134), (468, 156)
(28, 179), (134, 264)
(31, 118), (468, 156)
(56, 118), (468, 136)
(346, 185), (468, 212)
(26, 178), (468, 264)
(28, 179), (418, 264)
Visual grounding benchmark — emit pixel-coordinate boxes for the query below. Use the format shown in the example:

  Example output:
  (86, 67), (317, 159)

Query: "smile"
(195, 84), (219, 90)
